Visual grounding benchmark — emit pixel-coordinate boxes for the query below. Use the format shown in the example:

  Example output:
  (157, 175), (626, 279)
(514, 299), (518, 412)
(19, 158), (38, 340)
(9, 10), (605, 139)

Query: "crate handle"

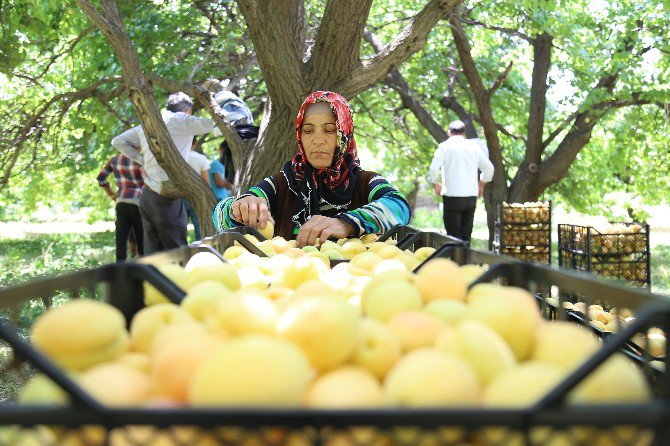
(229, 232), (269, 257)
(533, 303), (670, 409)
(130, 264), (187, 304)
(377, 225), (419, 242)
(191, 243), (227, 262)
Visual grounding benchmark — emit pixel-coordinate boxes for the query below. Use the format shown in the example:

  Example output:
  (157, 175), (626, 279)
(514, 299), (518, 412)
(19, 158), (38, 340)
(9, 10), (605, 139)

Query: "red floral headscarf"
(291, 91), (360, 188)
(281, 91), (362, 226)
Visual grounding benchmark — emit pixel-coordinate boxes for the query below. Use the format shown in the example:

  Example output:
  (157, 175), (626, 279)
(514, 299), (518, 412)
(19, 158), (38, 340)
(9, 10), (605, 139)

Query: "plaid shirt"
(97, 154), (144, 201)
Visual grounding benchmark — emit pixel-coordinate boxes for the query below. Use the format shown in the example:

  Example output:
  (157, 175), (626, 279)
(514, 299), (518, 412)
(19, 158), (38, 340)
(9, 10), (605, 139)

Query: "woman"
(212, 91), (410, 247)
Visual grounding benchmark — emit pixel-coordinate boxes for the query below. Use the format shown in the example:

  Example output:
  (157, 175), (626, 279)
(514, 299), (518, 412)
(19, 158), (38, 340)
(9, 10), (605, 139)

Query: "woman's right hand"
(231, 195), (275, 229)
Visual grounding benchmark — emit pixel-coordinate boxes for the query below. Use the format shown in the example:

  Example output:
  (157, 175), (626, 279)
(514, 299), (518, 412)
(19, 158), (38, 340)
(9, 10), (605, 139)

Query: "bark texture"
(78, 0), (217, 236)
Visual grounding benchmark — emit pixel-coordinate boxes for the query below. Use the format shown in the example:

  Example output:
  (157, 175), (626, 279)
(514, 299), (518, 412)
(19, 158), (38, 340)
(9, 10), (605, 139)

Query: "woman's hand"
(231, 196), (274, 229)
(296, 216), (355, 248)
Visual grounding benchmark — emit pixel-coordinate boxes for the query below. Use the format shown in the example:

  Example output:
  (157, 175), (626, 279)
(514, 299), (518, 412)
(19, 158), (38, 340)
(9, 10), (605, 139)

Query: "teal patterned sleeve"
(212, 196), (239, 232)
(337, 174), (411, 236)
(211, 176), (279, 232)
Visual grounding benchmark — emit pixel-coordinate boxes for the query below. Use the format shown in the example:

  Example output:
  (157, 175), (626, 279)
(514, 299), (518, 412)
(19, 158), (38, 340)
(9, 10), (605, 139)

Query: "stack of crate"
(558, 222), (651, 288)
(493, 201), (552, 264)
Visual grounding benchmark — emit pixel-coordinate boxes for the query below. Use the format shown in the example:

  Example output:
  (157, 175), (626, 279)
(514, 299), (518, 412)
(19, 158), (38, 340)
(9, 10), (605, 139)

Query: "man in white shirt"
(111, 92), (221, 253)
(428, 120), (494, 242)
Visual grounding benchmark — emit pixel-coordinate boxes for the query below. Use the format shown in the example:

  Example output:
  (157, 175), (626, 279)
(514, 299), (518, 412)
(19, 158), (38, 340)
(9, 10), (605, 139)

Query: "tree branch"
(236, 0), (305, 105)
(348, 0), (463, 97)
(307, 0), (373, 85)
(364, 29), (448, 143)
(0, 77), (124, 191)
(460, 17), (531, 42)
(487, 61), (513, 98)
(496, 123), (527, 143)
(525, 32), (552, 163)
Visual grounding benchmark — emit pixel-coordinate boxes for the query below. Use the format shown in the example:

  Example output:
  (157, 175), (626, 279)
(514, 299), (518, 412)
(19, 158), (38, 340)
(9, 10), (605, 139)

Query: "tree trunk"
(78, 0), (217, 236)
(449, 13), (507, 246)
(235, 0), (463, 188)
(80, 0), (463, 236)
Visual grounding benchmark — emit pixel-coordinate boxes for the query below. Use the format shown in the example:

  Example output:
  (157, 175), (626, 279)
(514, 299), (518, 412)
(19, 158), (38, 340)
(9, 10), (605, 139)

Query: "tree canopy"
(1, 0), (668, 234)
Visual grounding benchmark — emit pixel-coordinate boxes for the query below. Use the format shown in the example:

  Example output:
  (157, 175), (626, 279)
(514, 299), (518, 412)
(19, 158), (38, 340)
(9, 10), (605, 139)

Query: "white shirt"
(111, 110), (221, 193)
(187, 151), (210, 174)
(428, 135), (494, 197)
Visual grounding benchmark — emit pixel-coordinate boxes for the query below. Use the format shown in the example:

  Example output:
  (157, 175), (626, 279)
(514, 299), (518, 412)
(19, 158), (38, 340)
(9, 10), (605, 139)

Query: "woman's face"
(300, 112), (338, 169)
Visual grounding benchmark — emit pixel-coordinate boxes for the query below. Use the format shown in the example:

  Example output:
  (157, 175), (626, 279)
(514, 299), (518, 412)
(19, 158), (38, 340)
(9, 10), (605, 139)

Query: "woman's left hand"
(296, 216), (355, 248)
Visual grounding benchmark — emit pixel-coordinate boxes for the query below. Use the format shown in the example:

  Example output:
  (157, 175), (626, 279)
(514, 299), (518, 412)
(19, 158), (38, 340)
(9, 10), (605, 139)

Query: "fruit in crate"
(631, 330), (666, 357)
(532, 321), (601, 370)
(18, 373), (70, 406)
(467, 284), (540, 360)
(276, 295), (360, 370)
(361, 277), (423, 322)
(187, 262), (241, 290)
(20, 251), (653, 418)
(144, 263), (190, 306)
(258, 220), (275, 239)
(183, 251), (224, 272)
(31, 299), (129, 370)
(304, 365), (384, 408)
(189, 334), (312, 406)
(79, 362), (152, 406)
(129, 303), (195, 353)
(350, 318), (402, 379)
(455, 320), (516, 385)
(414, 258), (467, 302)
(387, 311), (445, 351)
(384, 348), (480, 406)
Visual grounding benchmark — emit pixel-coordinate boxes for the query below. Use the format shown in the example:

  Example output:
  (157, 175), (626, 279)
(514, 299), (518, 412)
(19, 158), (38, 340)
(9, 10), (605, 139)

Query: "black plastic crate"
(432, 245), (668, 387)
(558, 223), (651, 288)
(1, 248), (669, 445)
(396, 231), (467, 251)
(499, 201), (552, 225)
(494, 202), (552, 264)
(133, 243), (228, 268)
(195, 227), (268, 258)
(376, 225), (420, 246)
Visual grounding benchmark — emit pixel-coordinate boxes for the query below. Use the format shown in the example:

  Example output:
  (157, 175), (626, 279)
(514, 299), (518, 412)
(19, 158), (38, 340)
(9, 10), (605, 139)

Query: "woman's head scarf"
(281, 91), (361, 227)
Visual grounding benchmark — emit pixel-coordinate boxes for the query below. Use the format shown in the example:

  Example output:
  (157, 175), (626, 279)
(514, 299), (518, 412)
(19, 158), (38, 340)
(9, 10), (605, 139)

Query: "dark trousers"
(442, 196), (478, 242)
(183, 199), (201, 241)
(139, 187), (188, 254)
(115, 202), (144, 262)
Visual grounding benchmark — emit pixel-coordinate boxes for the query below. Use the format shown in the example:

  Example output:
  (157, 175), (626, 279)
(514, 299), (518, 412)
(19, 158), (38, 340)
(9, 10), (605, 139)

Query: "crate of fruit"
(494, 201), (552, 264)
(499, 201), (551, 226)
(0, 245), (669, 445)
(558, 222), (651, 287)
(434, 245), (666, 385)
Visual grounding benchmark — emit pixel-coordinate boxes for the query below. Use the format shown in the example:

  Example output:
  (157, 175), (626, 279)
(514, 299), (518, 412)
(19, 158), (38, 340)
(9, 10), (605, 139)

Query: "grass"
(0, 232), (116, 288)
(0, 232), (118, 402)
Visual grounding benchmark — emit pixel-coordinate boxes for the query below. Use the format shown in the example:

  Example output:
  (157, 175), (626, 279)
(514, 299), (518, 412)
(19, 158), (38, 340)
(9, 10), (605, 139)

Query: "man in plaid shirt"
(97, 154), (145, 261)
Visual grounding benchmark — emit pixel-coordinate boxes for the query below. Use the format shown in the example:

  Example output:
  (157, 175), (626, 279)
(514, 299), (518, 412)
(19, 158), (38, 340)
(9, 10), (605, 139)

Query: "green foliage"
(409, 207), (443, 231)
(0, 231), (115, 288)
(652, 244), (670, 296)
(548, 104), (670, 217)
(0, 0), (668, 223)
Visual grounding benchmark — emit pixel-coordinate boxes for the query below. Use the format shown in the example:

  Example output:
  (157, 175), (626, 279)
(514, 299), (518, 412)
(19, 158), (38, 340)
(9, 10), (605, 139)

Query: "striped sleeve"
(211, 176), (278, 232)
(337, 175), (411, 236)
